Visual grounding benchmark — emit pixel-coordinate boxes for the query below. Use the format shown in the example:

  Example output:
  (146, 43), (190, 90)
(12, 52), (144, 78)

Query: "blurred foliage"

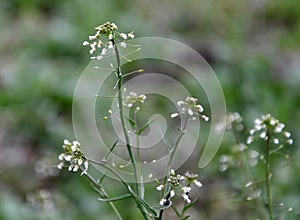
(0, 0), (300, 219)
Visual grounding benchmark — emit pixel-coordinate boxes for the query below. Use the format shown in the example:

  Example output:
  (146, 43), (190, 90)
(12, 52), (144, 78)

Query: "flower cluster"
(219, 143), (263, 172)
(156, 169), (202, 206)
(216, 112), (244, 133)
(26, 189), (56, 214)
(170, 96), (209, 121)
(57, 140), (89, 175)
(82, 22), (134, 60)
(123, 92), (146, 111)
(246, 114), (293, 146)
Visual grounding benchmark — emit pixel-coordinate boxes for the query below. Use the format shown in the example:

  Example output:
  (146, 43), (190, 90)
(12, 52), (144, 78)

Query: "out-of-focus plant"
(218, 112), (294, 220)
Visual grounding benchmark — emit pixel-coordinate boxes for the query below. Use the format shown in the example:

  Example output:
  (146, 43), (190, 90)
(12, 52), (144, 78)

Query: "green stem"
(266, 128), (274, 220)
(112, 40), (148, 219)
(159, 116), (190, 220)
(232, 131), (268, 219)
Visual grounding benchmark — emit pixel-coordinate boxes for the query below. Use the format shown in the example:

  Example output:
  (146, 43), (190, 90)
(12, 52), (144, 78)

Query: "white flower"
(182, 193), (191, 203)
(274, 123), (285, 133)
(287, 139), (293, 145)
(159, 199), (166, 206)
(170, 190), (175, 198)
(260, 131), (266, 139)
(128, 32), (135, 39)
(97, 55), (103, 60)
(284, 131), (291, 138)
(64, 155), (72, 161)
(194, 180), (203, 188)
(247, 136), (253, 144)
(89, 48), (96, 54)
(171, 113), (179, 118)
(273, 138), (279, 144)
(73, 165), (79, 172)
(120, 33), (127, 39)
(108, 33), (113, 39)
(108, 41), (114, 49)
(58, 153), (65, 161)
(82, 41), (89, 46)
(120, 42), (126, 48)
(64, 139), (71, 145)
(187, 108), (193, 116)
(101, 48), (107, 55)
(182, 186), (191, 194)
(57, 162), (64, 169)
(89, 35), (96, 40)
(202, 115), (209, 121)
(156, 185), (164, 191)
(196, 104), (204, 112)
(177, 101), (184, 106)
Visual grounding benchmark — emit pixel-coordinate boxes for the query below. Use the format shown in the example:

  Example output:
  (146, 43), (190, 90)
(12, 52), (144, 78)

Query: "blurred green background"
(0, 0), (300, 219)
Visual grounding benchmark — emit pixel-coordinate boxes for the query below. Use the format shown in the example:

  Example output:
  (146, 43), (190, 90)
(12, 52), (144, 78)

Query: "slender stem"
(112, 40), (148, 219)
(112, 39), (139, 189)
(134, 109), (144, 199)
(159, 116), (190, 219)
(266, 128), (274, 220)
(232, 131), (268, 219)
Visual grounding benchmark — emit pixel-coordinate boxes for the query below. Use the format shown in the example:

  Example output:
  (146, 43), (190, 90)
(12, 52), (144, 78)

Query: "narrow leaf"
(182, 197), (199, 214)
(137, 118), (157, 135)
(125, 116), (136, 127)
(98, 194), (131, 202)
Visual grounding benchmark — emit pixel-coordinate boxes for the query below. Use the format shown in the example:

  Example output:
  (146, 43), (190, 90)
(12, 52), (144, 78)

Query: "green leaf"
(98, 194), (131, 202)
(137, 118), (157, 135)
(104, 139), (118, 161)
(182, 197), (199, 216)
(125, 116), (136, 127)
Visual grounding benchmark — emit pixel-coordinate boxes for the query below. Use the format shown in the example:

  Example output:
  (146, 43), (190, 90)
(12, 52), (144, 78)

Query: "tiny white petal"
(120, 33), (127, 39)
(101, 48), (107, 55)
(249, 129), (256, 135)
(202, 115), (209, 122)
(64, 155), (72, 161)
(194, 180), (203, 188)
(58, 153), (65, 161)
(120, 42), (126, 48)
(284, 131), (291, 138)
(73, 165), (79, 172)
(83, 41), (89, 46)
(108, 41), (113, 49)
(287, 139), (293, 145)
(260, 131), (266, 139)
(182, 194), (191, 203)
(57, 162), (64, 169)
(171, 113), (179, 118)
(159, 199), (167, 206)
(97, 55), (103, 60)
(156, 185), (164, 191)
(188, 108), (194, 116)
(177, 101), (184, 106)
(64, 139), (71, 145)
(170, 190), (175, 198)
(128, 33), (135, 39)
(273, 138), (279, 144)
